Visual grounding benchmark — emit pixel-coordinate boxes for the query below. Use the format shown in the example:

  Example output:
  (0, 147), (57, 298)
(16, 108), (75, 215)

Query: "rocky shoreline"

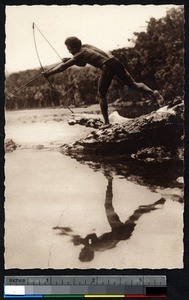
(60, 102), (184, 163)
(5, 101), (184, 165)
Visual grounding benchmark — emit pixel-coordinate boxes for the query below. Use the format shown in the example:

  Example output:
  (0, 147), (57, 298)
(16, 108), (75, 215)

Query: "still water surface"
(5, 108), (183, 269)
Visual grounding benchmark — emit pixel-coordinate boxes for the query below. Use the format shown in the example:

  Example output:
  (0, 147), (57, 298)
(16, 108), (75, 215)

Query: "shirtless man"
(44, 37), (164, 127)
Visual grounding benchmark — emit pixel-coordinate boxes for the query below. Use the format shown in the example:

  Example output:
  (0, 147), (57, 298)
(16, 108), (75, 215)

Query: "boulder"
(5, 139), (17, 153)
(61, 102), (184, 160)
(67, 113), (103, 128)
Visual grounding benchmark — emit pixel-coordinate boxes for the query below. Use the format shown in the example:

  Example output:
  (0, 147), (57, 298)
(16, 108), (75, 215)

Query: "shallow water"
(5, 108), (184, 269)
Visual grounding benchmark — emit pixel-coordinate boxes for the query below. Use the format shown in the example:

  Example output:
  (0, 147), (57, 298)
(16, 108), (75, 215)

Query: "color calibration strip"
(4, 295), (166, 299)
(4, 276), (166, 299)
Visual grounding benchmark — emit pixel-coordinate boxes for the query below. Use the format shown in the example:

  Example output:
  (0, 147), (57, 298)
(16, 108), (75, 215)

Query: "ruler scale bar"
(5, 276), (166, 285)
(4, 276), (166, 298)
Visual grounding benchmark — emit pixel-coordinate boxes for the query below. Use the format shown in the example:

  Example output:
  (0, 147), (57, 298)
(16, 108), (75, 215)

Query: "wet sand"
(5, 107), (183, 269)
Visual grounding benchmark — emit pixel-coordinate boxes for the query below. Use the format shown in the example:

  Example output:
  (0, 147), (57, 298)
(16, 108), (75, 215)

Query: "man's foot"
(99, 123), (111, 130)
(153, 90), (164, 107)
(153, 90), (165, 107)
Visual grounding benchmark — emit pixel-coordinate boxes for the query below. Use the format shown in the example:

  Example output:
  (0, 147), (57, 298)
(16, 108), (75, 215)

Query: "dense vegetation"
(5, 7), (184, 111)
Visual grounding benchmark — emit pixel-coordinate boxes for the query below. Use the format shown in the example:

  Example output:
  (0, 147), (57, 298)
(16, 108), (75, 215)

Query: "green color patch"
(45, 295), (84, 298)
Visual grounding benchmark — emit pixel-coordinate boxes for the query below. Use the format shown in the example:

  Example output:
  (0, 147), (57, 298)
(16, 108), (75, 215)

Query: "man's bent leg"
(132, 81), (154, 94)
(132, 82), (164, 107)
(132, 82), (164, 106)
(119, 68), (154, 95)
(117, 66), (164, 106)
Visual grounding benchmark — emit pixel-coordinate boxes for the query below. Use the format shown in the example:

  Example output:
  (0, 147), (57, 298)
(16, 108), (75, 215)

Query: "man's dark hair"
(65, 37), (82, 49)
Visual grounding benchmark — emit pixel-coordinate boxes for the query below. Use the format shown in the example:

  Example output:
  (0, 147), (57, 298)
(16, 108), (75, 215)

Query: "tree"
(112, 7), (184, 102)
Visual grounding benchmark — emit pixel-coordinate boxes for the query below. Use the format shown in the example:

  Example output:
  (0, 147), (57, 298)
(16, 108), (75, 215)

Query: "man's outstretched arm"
(44, 58), (76, 78)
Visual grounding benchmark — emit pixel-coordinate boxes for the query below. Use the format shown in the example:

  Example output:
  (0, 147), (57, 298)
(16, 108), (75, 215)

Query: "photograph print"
(5, 4), (184, 269)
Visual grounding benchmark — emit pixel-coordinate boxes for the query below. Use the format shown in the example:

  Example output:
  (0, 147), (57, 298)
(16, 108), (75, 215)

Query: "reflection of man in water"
(54, 174), (166, 262)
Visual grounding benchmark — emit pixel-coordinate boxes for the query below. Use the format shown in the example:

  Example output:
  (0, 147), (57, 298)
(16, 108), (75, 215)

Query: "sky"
(5, 4), (180, 73)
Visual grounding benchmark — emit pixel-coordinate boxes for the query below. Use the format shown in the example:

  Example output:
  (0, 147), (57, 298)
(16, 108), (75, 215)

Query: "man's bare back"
(74, 44), (111, 67)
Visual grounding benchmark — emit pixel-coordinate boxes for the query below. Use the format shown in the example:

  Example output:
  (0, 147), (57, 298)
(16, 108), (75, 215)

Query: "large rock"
(61, 102), (184, 159)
